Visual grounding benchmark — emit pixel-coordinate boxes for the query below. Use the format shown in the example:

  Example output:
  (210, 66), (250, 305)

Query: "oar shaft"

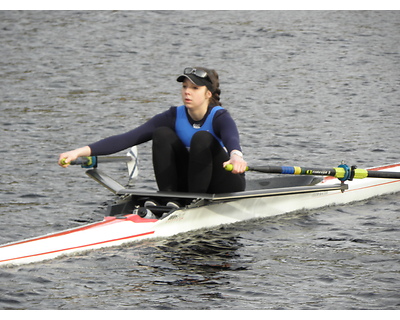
(225, 164), (400, 180)
(366, 170), (400, 179)
(248, 165), (337, 176)
(89, 156), (132, 164)
(63, 156), (132, 167)
(247, 165), (400, 180)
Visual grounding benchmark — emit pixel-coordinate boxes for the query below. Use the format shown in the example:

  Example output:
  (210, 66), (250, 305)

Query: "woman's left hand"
(223, 151), (247, 174)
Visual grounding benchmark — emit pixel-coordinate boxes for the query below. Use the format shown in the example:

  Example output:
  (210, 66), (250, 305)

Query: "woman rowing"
(58, 67), (247, 196)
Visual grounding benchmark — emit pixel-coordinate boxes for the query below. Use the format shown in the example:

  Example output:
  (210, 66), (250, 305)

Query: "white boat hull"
(1, 163), (400, 266)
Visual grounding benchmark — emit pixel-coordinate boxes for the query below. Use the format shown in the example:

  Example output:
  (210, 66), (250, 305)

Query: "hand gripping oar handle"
(225, 164), (400, 181)
(61, 147), (139, 185)
(61, 155), (133, 168)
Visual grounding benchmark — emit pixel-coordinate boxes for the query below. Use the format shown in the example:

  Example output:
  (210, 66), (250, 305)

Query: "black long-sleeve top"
(88, 106), (242, 156)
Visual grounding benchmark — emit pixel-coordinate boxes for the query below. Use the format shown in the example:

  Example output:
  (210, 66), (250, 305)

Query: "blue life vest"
(175, 105), (225, 148)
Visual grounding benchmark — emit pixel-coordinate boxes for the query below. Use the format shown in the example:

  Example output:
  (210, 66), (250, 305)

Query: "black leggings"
(152, 127), (245, 193)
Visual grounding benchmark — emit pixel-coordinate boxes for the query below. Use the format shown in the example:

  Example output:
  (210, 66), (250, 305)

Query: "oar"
(61, 146), (139, 182)
(225, 164), (400, 181)
(61, 155), (132, 167)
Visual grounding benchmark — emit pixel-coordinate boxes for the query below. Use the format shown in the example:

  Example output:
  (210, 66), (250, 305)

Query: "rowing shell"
(1, 163), (400, 266)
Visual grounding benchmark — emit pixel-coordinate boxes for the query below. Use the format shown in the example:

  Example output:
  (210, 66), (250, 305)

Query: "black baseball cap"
(177, 67), (215, 93)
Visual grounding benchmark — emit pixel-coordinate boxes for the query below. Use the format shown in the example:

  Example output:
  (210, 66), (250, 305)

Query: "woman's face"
(181, 79), (212, 110)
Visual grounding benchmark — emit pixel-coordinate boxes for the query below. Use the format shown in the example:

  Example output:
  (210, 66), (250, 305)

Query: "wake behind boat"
(1, 147), (400, 266)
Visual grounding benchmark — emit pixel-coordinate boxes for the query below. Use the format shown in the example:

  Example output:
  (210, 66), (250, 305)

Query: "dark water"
(1, 10), (400, 310)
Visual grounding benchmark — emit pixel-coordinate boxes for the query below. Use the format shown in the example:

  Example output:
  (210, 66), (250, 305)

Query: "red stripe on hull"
(0, 230), (155, 264)
(368, 163), (400, 171)
(0, 214), (155, 249)
(343, 179), (400, 192)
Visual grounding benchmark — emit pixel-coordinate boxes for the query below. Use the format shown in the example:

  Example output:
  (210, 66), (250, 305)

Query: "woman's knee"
(153, 127), (181, 148)
(190, 131), (215, 148)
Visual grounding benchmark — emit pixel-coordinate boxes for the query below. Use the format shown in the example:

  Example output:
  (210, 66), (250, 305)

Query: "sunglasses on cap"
(183, 68), (209, 79)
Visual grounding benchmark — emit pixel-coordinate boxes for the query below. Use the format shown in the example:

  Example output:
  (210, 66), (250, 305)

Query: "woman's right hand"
(58, 146), (91, 168)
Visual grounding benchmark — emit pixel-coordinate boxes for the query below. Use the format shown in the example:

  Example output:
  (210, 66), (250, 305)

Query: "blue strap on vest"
(175, 105), (225, 148)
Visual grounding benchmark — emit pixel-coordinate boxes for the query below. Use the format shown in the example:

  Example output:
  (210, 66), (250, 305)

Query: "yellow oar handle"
(60, 157), (94, 167)
(224, 164), (249, 172)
